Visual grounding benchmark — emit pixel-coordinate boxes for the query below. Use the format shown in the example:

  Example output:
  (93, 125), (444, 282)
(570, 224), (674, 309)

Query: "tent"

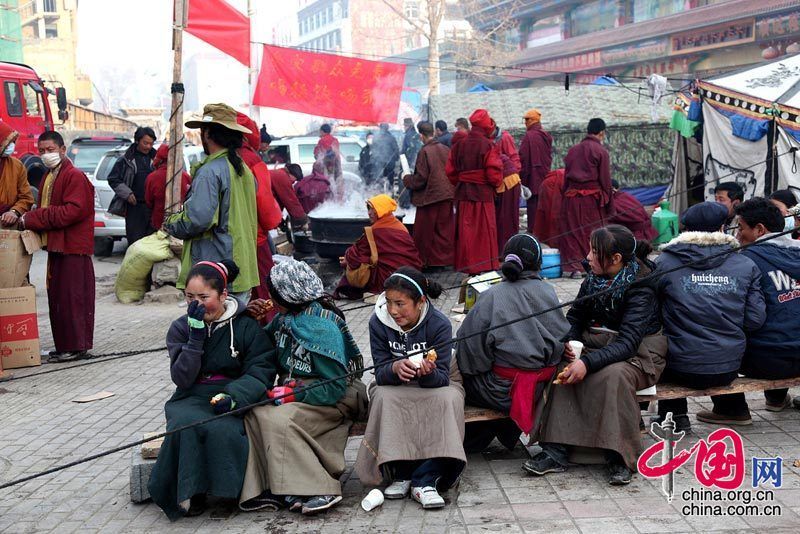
(669, 53), (800, 214)
(467, 83), (493, 93)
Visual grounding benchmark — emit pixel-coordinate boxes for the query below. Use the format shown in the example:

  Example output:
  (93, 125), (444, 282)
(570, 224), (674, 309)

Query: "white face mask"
(2, 142), (14, 157)
(42, 152), (62, 169)
(785, 215), (796, 231)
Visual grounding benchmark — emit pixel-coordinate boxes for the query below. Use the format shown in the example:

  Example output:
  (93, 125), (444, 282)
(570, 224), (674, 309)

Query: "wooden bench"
(636, 376), (800, 402)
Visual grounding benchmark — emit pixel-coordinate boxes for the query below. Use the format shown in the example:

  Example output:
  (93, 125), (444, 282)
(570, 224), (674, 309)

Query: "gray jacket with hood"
(655, 231), (766, 375)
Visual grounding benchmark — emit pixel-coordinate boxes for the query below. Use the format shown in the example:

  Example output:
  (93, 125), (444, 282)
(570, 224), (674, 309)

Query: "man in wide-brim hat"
(165, 103), (259, 299)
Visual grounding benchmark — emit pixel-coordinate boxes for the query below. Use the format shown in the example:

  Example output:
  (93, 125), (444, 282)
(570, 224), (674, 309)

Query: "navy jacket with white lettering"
(741, 233), (800, 366)
(369, 293), (452, 387)
(655, 232), (765, 375)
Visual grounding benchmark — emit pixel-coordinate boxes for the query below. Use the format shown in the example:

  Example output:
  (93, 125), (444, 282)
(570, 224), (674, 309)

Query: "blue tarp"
(592, 76), (620, 86)
(468, 84), (493, 93)
(622, 184), (670, 206)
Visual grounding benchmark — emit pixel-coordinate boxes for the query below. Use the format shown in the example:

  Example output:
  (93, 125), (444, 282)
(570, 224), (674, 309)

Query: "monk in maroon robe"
(491, 116), (522, 254)
(21, 132), (95, 362)
(334, 194), (422, 299)
(402, 121), (454, 269)
(446, 109), (503, 275)
(558, 118), (614, 275)
(533, 169), (565, 246)
(296, 161), (332, 214)
(609, 180), (657, 241)
(518, 109), (553, 233)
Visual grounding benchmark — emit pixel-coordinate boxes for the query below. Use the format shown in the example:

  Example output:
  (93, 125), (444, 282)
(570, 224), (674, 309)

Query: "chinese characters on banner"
(253, 45), (406, 123)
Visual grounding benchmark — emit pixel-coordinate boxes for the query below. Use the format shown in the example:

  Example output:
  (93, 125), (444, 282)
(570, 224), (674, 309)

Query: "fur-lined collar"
(664, 231), (738, 248)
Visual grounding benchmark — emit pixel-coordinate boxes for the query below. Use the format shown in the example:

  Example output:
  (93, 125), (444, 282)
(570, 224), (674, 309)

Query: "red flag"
(185, 0), (250, 66)
(253, 45), (406, 123)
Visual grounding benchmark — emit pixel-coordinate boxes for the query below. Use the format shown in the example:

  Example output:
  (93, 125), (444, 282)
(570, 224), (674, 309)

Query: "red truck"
(0, 61), (68, 192)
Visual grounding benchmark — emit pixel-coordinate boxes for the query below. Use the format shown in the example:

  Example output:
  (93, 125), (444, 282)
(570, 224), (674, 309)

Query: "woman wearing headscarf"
(457, 234), (570, 452)
(528, 225), (666, 486)
(334, 194), (423, 299)
(355, 267), (465, 509)
(240, 259), (366, 515)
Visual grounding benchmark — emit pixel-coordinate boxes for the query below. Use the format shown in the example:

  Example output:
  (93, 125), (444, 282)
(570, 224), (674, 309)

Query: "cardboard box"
(0, 229), (41, 289)
(0, 285), (41, 369)
(463, 271), (501, 312)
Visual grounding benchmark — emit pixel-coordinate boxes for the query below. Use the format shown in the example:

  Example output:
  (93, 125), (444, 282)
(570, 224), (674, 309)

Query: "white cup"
(568, 340), (584, 358)
(361, 488), (384, 512)
(408, 353), (423, 369)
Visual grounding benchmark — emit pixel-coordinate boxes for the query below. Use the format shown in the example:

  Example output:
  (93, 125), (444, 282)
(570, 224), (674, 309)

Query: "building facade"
(19, 0), (92, 104)
(0, 1), (23, 62)
(466, 0), (800, 85)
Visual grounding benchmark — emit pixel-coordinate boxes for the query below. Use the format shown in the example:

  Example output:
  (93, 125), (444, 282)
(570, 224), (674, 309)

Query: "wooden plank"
(141, 432), (165, 459)
(637, 376), (800, 402)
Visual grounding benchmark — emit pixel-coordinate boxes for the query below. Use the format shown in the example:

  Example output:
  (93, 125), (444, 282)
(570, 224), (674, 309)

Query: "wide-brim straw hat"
(185, 103), (252, 135)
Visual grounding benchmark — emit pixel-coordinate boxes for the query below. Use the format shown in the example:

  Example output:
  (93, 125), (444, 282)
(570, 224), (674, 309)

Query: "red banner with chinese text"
(185, 0), (250, 66)
(253, 45), (406, 123)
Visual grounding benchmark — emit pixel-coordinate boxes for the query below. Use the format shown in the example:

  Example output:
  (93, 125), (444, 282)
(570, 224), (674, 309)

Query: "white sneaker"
(411, 486), (445, 509)
(384, 480), (411, 499)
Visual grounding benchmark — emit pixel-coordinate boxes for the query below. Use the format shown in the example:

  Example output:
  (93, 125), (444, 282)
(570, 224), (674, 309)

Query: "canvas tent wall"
(669, 53), (800, 214)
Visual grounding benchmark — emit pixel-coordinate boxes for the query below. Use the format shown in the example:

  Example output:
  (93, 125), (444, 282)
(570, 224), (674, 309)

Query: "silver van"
(265, 135), (364, 176)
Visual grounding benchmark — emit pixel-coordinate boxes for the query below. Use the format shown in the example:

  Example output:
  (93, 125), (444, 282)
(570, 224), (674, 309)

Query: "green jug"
(651, 200), (679, 245)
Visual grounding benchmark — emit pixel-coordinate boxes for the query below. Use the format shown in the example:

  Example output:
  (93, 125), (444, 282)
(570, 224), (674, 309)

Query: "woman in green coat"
(148, 259), (276, 520)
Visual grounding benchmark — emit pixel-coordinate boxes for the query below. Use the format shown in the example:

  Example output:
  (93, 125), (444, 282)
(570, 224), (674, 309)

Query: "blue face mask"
(785, 216), (796, 231)
(2, 142), (14, 157)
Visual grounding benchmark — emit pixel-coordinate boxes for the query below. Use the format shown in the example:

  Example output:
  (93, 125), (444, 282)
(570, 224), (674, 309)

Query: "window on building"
(4, 81), (22, 117)
(335, 30), (341, 47)
(341, 0), (348, 18)
(632, 0), (685, 23)
(45, 22), (58, 38)
(570, 0), (618, 37)
(404, 1), (419, 20)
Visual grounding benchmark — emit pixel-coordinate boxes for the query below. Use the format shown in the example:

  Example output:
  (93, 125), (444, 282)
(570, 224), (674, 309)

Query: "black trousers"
(657, 368), (739, 417)
(125, 202), (154, 245)
(713, 356), (800, 415)
(386, 458), (465, 490)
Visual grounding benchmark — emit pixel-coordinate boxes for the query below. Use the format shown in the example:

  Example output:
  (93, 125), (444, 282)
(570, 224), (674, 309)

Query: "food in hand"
(553, 369), (568, 385)
(425, 349), (437, 362)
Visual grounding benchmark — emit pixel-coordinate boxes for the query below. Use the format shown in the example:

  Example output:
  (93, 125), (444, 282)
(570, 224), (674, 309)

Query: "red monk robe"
(609, 189), (657, 241)
(558, 136), (614, 273)
(334, 196), (422, 299)
(237, 113), (283, 322)
(532, 169), (564, 246)
(446, 109), (503, 275)
(491, 125), (522, 253)
(519, 118), (553, 233)
(403, 138), (454, 268)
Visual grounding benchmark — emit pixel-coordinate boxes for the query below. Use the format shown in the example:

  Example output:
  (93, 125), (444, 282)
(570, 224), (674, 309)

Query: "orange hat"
(235, 112), (260, 151)
(524, 109), (542, 123)
(367, 194), (397, 219)
(0, 121), (18, 153)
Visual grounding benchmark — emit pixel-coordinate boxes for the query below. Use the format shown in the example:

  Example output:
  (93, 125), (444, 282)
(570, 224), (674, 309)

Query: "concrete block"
(143, 285), (183, 304)
(151, 258), (181, 287)
(130, 445), (155, 503)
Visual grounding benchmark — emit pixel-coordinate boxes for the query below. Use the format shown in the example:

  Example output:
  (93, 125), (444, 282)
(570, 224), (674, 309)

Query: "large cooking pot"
(309, 214), (404, 259)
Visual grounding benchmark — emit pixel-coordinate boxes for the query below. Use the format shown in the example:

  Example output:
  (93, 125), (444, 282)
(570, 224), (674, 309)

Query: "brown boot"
(696, 410), (752, 426)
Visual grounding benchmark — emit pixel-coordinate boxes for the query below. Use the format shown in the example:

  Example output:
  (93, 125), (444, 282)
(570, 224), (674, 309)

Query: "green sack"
(115, 230), (174, 304)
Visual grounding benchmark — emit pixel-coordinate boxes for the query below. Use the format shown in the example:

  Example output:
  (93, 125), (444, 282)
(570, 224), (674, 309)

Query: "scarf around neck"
(585, 259), (640, 319)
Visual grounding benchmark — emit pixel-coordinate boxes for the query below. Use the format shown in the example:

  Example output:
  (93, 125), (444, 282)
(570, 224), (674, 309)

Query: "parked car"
(67, 136), (131, 178)
(91, 144), (205, 256)
(265, 135), (365, 176)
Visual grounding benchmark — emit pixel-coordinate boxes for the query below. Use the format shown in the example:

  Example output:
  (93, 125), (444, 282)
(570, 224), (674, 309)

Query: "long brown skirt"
(534, 331), (667, 470)
(240, 383), (364, 500)
(413, 200), (454, 268)
(354, 381), (467, 486)
(47, 252), (94, 353)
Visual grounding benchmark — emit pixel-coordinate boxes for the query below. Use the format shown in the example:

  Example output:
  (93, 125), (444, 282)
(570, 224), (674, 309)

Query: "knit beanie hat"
(680, 201), (729, 232)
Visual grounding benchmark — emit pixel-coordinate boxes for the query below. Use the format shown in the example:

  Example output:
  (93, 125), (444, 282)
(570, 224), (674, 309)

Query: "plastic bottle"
(651, 200), (679, 245)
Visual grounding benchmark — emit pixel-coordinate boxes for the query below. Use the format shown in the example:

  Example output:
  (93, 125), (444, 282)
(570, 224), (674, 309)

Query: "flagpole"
(248, 0), (259, 123)
(165, 0), (187, 222)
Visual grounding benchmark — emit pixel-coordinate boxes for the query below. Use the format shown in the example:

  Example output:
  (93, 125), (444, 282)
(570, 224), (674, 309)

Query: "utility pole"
(165, 0), (187, 222)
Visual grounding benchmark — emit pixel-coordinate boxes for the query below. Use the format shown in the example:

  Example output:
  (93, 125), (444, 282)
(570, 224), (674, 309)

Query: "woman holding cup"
(457, 234), (570, 452)
(528, 225), (666, 486)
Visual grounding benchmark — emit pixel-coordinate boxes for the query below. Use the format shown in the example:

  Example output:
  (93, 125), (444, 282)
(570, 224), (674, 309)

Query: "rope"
(1, 347), (168, 382)
(1, 225), (795, 491)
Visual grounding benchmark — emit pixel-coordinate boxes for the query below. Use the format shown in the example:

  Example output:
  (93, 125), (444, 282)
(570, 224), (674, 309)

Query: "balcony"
(18, 0), (60, 27)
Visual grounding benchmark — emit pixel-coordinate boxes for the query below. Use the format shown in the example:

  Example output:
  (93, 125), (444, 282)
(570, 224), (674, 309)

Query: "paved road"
(1, 253), (799, 533)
